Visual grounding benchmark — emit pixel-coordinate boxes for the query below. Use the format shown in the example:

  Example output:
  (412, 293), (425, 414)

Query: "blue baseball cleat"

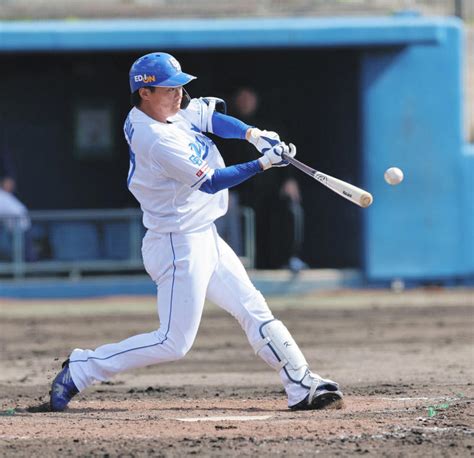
(50, 359), (79, 411)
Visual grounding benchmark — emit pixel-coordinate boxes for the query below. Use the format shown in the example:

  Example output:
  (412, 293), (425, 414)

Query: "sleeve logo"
(196, 164), (210, 177)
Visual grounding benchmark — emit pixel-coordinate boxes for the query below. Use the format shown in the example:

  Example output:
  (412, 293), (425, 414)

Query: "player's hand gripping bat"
(281, 145), (373, 208)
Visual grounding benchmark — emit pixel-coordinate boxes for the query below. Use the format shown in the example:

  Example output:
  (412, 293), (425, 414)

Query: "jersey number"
(188, 153), (203, 166)
(127, 148), (136, 187)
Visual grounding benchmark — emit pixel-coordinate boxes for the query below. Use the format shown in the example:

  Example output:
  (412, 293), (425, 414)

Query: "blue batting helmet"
(129, 52), (196, 93)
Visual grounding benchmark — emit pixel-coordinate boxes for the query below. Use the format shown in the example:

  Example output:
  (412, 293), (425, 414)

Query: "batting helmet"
(129, 52), (196, 93)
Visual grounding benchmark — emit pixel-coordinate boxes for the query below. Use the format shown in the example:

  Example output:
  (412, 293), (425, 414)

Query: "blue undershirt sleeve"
(211, 112), (252, 139)
(199, 160), (262, 194)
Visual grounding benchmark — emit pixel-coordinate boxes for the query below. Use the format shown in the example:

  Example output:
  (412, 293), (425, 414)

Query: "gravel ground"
(0, 289), (473, 456)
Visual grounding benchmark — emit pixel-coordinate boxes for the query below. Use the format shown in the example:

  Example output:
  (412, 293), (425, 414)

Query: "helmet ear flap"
(180, 88), (191, 109)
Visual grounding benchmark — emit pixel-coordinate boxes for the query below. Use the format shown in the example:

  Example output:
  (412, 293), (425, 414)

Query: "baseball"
(384, 167), (404, 185)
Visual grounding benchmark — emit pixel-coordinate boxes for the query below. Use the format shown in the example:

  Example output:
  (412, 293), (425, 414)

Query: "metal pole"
(241, 207), (256, 269)
(455, 0), (463, 19)
(12, 218), (25, 279)
(129, 217), (142, 262)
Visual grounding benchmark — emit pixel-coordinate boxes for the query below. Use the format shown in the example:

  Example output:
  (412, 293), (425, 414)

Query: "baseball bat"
(282, 152), (373, 208)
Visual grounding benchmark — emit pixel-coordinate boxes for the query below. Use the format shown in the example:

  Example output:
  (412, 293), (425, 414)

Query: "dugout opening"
(0, 48), (362, 270)
(203, 49), (362, 269)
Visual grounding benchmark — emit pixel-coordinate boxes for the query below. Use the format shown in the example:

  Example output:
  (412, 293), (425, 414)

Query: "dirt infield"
(0, 289), (473, 456)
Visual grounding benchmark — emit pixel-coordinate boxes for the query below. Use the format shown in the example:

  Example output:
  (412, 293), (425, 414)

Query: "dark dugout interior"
(0, 49), (361, 269)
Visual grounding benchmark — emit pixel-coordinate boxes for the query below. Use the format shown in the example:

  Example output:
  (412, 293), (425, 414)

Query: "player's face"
(139, 86), (183, 122)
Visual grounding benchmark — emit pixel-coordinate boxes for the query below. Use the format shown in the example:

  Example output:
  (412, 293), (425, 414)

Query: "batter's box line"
(376, 395), (465, 402)
(170, 415), (273, 422)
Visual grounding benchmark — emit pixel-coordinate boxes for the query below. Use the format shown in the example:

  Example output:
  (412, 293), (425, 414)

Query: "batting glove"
(259, 142), (296, 170)
(247, 128), (281, 154)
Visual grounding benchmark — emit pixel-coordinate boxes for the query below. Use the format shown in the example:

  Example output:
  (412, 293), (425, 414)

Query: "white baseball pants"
(69, 224), (309, 406)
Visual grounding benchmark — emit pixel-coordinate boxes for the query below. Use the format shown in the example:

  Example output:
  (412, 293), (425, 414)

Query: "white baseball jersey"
(68, 95), (317, 409)
(124, 98), (228, 233)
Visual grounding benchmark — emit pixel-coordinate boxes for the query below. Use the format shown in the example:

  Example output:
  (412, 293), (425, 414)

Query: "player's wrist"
(247, 128), (261, 144)
(258, 155), (272, 171)
(245, 128), (252, 141)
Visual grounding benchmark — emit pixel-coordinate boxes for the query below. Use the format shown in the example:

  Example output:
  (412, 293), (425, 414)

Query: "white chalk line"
(173, 415), (272, 422)
(376, 396), (465, 402)
(0, 435), (32, 440)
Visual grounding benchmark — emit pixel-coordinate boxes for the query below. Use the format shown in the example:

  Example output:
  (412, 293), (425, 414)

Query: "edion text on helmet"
(134, 74), (156, 84)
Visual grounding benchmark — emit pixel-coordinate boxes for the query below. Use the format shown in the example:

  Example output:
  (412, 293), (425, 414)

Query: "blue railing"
(0, 207), (255, 278)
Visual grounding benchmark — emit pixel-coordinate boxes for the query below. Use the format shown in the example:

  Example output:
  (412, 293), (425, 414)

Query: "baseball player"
(50, 53), (343, 411)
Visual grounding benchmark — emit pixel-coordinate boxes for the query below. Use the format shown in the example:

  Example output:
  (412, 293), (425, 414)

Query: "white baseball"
(384, 167), (404, 185)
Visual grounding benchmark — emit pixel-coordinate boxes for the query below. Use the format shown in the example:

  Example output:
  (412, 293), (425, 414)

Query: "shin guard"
(252, 319), (313, 389)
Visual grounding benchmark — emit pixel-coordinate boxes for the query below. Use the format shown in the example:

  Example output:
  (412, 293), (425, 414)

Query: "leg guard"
(252, 319), (313, 388)
(253, 319), (343, 409)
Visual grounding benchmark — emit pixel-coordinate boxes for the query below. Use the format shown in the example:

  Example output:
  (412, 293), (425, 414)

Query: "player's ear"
(139, 87), (152, 101)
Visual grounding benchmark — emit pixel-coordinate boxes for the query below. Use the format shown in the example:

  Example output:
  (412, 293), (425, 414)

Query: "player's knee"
(166, 338), (193, 360)
(153, 325), (196, 360)
(240, 290), (273, 326)
(171, 346), (189, 360)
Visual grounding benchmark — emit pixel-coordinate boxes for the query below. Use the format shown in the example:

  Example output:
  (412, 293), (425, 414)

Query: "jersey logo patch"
(189, 134), (210, 162)
(189, 133), (211, 167)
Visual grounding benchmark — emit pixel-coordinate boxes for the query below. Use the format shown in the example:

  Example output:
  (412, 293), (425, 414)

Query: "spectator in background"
(279, 176), (307, 272)
(0, 138), (16, 195)
(0, 139), (34, 260)
(222, 87), (308, 272)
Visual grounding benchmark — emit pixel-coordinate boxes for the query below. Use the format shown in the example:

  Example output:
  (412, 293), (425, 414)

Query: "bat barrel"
(282, 152), (373, 208)
(360, 193), (373, 208)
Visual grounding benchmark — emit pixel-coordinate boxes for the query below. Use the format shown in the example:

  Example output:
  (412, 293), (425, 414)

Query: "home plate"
(175, 415), (272, 422)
